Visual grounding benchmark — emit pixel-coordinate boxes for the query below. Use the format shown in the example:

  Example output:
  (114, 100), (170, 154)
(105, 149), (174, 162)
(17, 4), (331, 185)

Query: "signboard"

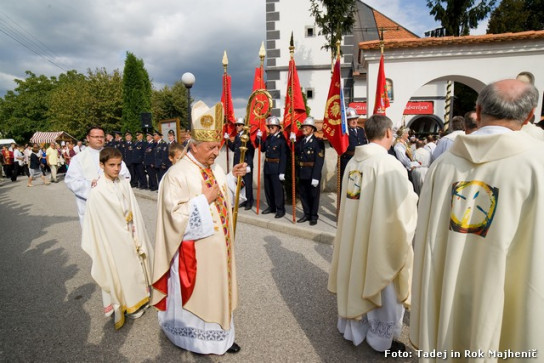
(348, 101), (434, 116)
(403, 101), (434, 115)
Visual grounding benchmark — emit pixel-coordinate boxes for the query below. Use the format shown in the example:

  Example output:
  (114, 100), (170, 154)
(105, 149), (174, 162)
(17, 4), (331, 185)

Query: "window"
(306, 88), (314, 99)
(305, 26), (315, 38)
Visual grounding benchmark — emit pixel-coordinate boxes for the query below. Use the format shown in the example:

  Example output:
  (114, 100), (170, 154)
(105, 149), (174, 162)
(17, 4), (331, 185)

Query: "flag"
(282, 58), (307, 143)
(322, 57), (349, 155)
(249, 67), (269, 147)
(221, 73), (236, 147)
(373, 54), (390, 115)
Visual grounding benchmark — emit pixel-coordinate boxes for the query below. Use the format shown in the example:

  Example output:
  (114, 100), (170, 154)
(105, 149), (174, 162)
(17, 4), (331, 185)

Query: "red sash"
(152, 240), (197, 311)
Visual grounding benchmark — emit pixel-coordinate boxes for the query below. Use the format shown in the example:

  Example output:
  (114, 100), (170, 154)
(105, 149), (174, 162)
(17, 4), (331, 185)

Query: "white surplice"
(65, 147), (131, 225)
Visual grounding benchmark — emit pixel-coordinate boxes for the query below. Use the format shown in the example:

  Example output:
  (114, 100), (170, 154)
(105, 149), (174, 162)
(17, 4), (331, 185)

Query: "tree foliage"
(151, 80), (189, 129)
(487, 0), (544, 34)
(122, 52), (152, 133)
(0, 68), (124, 142)
(426, 0), (497, 36)
(0, 71), (56, 142)
(309, 0), (357, 58)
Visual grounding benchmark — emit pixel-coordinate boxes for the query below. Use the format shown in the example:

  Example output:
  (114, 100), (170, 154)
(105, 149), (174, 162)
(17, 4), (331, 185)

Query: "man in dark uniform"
(105, 132), (115, 147)
(133, 131), (147, 189)
(340, 107), (367, 180)
(144, 132), (157, 191)
(257, 116), (287, 218)
(124, 131), (137, 187)
(227, 117), (255, 210)
(113, 131), (125, 154)
(153, 130), (169, 183)
(295, 117), (325, 225)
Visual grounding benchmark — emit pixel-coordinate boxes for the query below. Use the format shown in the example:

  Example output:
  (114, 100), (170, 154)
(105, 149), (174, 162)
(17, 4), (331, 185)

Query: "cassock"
(328, 143), (418, 351)
(411, 129), (544, 358)
(152, 152), (238, 355)
(81, 176), (153, 329)
(65, 147), (131, 225)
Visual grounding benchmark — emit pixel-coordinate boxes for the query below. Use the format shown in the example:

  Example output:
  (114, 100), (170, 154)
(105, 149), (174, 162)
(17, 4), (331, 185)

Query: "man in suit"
(144, 132), (157, 191)
(340, 107), (367, 180)
(124, 131), (137, 187)
(227, 118), (255, 210)
(295, 117), (325, 225)
(257, 116), (287, 219)
(133, 131), (147, 189)
(154, 130), (169, 183)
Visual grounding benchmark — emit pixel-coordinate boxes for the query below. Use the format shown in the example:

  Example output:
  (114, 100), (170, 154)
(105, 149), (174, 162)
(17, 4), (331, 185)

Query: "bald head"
(476, 79), (538, 129)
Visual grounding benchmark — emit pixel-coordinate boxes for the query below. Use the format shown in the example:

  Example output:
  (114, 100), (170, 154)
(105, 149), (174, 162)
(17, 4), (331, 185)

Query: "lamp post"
(181, 72), (195, 131)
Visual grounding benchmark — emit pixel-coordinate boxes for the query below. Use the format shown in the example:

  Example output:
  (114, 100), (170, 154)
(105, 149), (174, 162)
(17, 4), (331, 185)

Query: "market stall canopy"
(30, 131), (77, 145)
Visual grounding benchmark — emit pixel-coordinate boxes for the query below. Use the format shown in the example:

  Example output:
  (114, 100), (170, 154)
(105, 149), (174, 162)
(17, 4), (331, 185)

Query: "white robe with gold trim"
(81, 177), (153, 329)
(411, 130), (544, 359)
(328, 143), (418, 351)
(152, 153), (238, 355)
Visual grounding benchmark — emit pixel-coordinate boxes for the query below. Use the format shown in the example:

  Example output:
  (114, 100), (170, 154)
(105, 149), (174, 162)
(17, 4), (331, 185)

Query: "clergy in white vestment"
(328, 114), (418, 352)
(81, 147), (153, 329)
(411, 79), (544, 360)
(152, 101), (246, 355)
(65, 126), (130, 225)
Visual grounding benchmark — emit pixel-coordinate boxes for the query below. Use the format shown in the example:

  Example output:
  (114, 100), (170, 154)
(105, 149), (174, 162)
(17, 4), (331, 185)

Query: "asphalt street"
(0, 176), (415, 362)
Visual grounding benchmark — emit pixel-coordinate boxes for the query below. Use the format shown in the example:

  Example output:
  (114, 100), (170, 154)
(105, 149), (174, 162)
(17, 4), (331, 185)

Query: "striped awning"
(30, 131), (76, 145)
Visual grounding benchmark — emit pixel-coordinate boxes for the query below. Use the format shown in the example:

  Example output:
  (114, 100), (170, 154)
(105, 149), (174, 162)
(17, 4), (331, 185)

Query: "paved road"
(0, 177), (415, 362)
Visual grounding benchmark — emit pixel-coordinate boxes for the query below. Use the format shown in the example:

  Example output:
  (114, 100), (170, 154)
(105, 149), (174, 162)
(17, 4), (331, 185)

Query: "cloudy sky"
(0, 0), (487, 116)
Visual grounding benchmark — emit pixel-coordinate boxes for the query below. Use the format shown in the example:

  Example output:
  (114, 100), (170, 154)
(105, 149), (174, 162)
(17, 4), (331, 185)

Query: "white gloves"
(311, 179), (319, 187)
(289, 132), (296, 142)
(246, 166), (251, 173)
(256, 130), (263, 138)
(279, 174), (285, 181)
(224, 132), (229, 140)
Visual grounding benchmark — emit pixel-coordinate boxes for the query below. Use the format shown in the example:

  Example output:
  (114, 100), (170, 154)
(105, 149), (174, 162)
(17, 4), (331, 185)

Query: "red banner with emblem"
(373, 54), (390, 115)
(322, 57), (349, 155)
(221, 73), (236, 147)
(282, 58), (307, 144)
(249, 67), (269, 147)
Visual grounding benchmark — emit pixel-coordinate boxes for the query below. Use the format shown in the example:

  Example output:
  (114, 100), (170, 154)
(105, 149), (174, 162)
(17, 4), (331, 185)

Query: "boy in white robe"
(81, 147), (153, 329)
(328, 114), (418, 352)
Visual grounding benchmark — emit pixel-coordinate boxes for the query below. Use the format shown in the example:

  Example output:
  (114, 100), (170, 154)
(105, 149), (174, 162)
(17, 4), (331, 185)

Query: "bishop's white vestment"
(328, 143), (418, 351)
(152, 153), (238, 355)
(411, 128), (544, 360)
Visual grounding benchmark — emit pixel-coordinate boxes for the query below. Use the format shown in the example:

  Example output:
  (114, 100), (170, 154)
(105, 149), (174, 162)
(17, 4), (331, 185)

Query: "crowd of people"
(4, 76), (542, 359)
(0, 141), (80, 185)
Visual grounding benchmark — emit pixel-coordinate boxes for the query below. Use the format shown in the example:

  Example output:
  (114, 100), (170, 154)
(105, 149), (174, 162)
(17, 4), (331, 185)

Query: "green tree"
(48, 68), (123, 139)
(151, 80), (189, 129)
(122, 52), (152, 133)
(309, 0), (357, 58)
(487, 0), (544, 33)
(48, 70), (89, 139)
(426, 0), (497, 36)
(0, 71), (56, 142)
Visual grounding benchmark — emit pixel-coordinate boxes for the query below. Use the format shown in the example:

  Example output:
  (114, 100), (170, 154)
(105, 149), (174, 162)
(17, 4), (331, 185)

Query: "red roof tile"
(359, 30), (544, 50)
(372, 10), (419, 40)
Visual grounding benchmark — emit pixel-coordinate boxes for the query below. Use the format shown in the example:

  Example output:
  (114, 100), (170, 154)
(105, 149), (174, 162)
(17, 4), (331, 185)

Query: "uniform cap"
(235, 117), (245, 125)
(346, 107), (358, 120)
(301, 116), (316, 130)
(266, 116), (281, 127)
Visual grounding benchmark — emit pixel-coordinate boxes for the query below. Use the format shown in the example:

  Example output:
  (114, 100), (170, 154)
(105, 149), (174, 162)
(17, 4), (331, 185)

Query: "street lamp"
(181, 72), (195, 131)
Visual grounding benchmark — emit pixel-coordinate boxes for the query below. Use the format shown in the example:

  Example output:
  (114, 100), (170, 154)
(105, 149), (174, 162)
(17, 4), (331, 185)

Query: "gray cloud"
(2, 0), (468, 117)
